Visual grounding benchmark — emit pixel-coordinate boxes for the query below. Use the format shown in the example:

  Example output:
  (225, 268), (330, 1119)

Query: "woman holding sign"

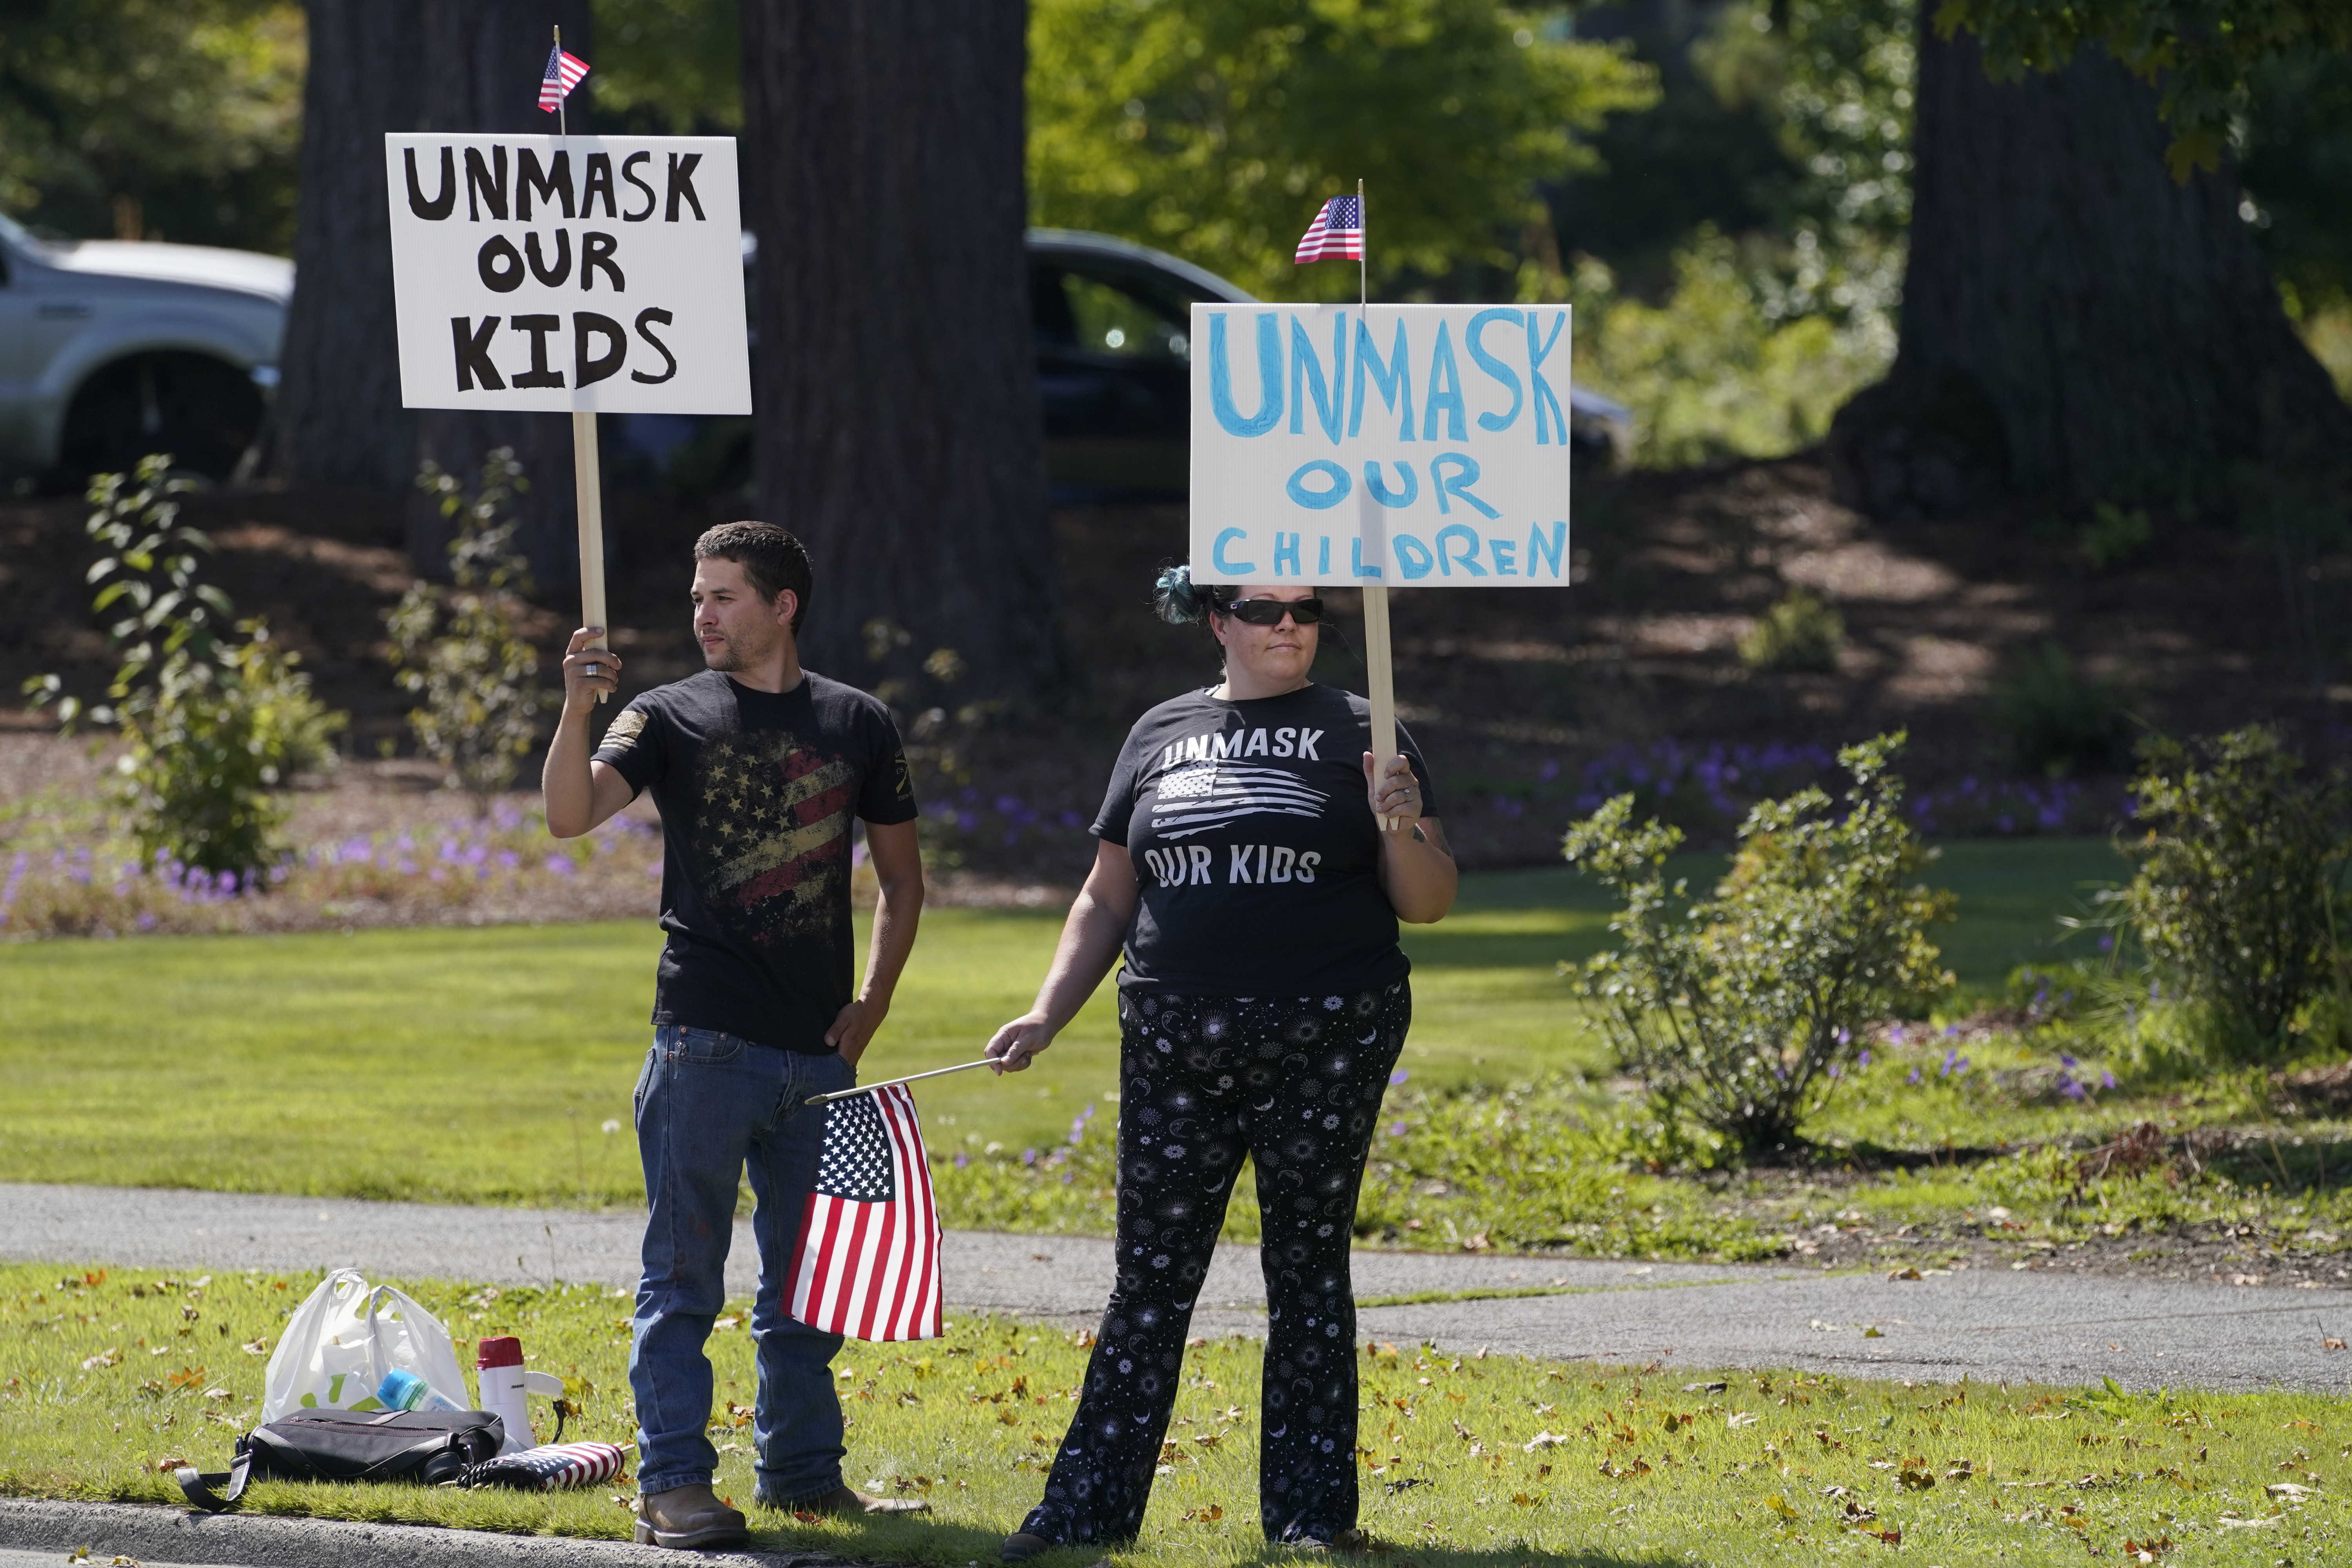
(985, 566), (1455, 1555)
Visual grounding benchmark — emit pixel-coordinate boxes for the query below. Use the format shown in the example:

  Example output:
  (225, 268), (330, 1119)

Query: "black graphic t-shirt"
(1093, 683), (1439, 996)
(593, 669), (917, 1053)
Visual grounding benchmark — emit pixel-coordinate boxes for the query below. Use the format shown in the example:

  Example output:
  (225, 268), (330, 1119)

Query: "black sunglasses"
(1220, 596), (1326, 626)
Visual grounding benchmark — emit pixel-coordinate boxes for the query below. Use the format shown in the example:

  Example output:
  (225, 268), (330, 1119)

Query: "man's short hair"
(695, 522), (812, 632)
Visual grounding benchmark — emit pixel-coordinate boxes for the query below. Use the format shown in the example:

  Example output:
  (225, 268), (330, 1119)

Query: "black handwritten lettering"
(664, 152), (705, 221)
(451, 316), (503, 390)
(630, 308), (678, 384)
(574, 312), (627, 387)
(581, 231), (624, 292)
(405, 146), (455, 220)
(620, 152), (656, 221)
(476, 236), (524, 293)
(509, 315), (564, 387)
(525, 229), (572, 287)
(516, 148), (574, 220)
(463, 145), (508, 221)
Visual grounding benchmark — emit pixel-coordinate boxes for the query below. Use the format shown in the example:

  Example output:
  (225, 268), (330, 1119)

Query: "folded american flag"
(461, 1441), (627, 1491)
(539, 45), (590, 114)
(1294, 194), (1364, 263)
(787, 1083), (944, 1341)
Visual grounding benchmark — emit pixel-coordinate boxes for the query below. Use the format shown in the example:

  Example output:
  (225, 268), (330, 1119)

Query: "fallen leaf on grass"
(1764, 1494), (1802, 1524)
(1860, 1528), (1900, 1546)
(1181, 1504), (1223, 1523)
(1523, 1431), (1570, 1452)
(2121, 1537), (2172, 1563)
(80, 1348), (121, 1371)
(2264, 1482), (2318, 1500)
(1681, 1381), (1726, 1395)
(163, 1366), (206, 1392)
(1509, 1492), (1538, 1507)
(1887, 1268), (1922, 1281)
(1898, 1464), (1936, 1491)
(1727, 1412), (1759, 1428)
(2215, 1514), (2280, 1529)
(151, 1458), (188, 1474)
(240, 1338), (269, 1356)
(712, 1315), (741, 1331)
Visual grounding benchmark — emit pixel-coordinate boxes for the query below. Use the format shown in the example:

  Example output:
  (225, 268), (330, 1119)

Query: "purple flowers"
(1069, 1102), (1097, 1145)
(1390, 1069), (1409, 1085)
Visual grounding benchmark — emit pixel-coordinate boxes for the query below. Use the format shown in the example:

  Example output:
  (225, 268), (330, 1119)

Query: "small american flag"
(538, 45), (590, 114)
(786, 1084), (943, 1341)
(1294, 194), (1364, 263)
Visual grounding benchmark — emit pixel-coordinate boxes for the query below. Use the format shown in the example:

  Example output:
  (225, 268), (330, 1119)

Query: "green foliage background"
(0, 0), (303, 249)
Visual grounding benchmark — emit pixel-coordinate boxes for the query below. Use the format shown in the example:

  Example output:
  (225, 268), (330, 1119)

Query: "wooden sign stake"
(555, 24), (609, 702)
(1357, 178), (1403, 831)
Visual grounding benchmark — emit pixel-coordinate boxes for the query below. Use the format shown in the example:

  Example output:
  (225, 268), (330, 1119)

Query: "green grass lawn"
(4, 1262), (2341, 1566)
(0, 842), (2127, 1210)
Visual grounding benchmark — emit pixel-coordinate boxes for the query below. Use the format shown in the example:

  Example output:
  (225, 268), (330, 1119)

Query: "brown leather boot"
(797, 1482), (931, 1517)
(633, 1483), (751, 1549)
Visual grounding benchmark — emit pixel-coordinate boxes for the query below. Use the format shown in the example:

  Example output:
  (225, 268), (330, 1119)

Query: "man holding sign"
(544, 525), (929, 1547)
(387, 126), (921, 1548)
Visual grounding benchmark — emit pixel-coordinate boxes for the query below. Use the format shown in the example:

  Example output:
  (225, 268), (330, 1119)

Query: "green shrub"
(2078, 502), (2152, 569)
(1562, 731), (1955, 1154)
(2122, 725), (2351, 1059)
(387, 451), (549, 809)
(1738, 588), (1845, 671)
(1990, 642), (2132, 777)
(1569, 230), (1898, 468)
(21, 457), (343, 882)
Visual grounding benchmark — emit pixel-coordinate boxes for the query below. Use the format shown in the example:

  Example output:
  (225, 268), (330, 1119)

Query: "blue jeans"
(630, 1025), (855, 1501)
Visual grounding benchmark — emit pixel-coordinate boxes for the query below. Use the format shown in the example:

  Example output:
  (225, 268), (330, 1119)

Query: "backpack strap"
(175, 1442), (253, 1514)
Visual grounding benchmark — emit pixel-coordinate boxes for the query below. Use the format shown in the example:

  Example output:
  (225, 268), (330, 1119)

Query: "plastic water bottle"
(375, 1368), (464, 1412)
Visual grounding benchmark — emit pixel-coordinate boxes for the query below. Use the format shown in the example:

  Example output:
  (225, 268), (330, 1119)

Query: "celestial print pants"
(1020, 981), (1412, 1547)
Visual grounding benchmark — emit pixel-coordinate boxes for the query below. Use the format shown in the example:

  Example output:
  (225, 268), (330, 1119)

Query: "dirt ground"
(5, 457), (2348, 887)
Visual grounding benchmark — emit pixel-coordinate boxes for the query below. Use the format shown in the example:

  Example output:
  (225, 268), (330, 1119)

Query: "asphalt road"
(6, 1181), (2349, 1393)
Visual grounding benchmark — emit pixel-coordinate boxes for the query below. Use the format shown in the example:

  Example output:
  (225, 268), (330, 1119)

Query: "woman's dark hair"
(1152, 563), (1235, 625)
(696, 521), (812, 632)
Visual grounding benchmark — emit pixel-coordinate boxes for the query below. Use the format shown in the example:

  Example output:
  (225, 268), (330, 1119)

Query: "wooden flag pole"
(555, 24), (609, 702)
(1357, 177), (1403, 831)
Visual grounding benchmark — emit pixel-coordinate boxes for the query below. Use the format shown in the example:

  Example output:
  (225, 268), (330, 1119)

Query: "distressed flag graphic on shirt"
(1150, 759), (1330, 839)
(786, 1084), (943, 1341)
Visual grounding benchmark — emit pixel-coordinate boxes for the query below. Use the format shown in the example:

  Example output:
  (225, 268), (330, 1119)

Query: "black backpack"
(176, 1408), (506, 1512)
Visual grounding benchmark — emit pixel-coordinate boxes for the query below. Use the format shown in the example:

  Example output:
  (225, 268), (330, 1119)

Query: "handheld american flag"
(538, 45), (591, 114)
(1293, 194), (1364, 263)
(786, 1084), (944, 1341)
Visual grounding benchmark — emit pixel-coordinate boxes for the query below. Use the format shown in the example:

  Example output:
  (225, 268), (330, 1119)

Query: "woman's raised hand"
(1362, 751), (1424, 829)
(984, 1013), (1058, 1074)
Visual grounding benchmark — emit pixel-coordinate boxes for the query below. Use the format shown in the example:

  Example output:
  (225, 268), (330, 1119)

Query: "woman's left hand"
(1362, 751), (1423, 829)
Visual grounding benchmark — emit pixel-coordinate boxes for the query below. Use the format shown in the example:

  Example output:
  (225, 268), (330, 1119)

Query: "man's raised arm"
(544, 626), (638, 839)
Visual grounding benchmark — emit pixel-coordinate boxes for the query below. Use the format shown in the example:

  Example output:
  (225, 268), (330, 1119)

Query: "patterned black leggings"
(1020, 981), (1410, 1546)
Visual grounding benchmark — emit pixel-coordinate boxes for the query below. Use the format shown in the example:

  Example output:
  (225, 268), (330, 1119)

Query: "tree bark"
(741, 1), (1064, 704)
(1828, 15), (2352, 519)
(271, 0), (422, 491)
(409, 0), (595, 588)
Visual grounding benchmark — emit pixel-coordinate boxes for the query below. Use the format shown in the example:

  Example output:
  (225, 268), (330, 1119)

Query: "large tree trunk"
(271, 0), (422, 490)
(410, 0), (595, 587)
(741, 1), (1064, 703)
(1828, 16), (2352, 519)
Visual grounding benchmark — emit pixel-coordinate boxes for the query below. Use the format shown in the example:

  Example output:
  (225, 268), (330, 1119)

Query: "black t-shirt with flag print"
(1092, 682), (1439, 997)
(593, 668), (917, 1053)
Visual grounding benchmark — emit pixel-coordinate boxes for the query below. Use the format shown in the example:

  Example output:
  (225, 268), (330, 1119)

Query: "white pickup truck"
(0, 211), (288, 489)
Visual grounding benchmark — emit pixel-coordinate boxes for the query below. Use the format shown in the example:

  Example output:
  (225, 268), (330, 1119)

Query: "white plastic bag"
(259, 1268), (472, 1422)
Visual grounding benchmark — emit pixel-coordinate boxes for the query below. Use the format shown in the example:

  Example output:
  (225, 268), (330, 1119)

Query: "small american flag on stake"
(538, 44), (590, 114)
(1294, 194), (1364, 263)
(787, 1084), (944, 1341)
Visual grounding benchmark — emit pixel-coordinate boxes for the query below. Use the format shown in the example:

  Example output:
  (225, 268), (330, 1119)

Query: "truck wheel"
(57, 352), (265, 484)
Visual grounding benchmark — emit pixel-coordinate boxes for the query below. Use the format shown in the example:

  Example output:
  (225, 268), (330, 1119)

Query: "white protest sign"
(384, 134), (750, 414)
(1188, 303), (1572, 586)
